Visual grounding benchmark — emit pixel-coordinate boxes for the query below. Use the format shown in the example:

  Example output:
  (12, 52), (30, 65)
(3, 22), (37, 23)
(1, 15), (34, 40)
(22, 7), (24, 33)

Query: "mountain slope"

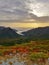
(22, 26), (49, 40)
(0, 27), (20, 39)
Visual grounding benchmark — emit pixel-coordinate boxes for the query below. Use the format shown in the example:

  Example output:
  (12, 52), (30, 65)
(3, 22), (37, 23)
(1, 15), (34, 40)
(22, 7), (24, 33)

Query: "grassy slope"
(0, 40), (49, 60)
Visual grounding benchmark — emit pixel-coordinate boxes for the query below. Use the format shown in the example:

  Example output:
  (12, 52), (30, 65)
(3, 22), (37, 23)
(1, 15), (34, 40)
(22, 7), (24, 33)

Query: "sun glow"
(0, 22), (49, 29)
(27, 1), (49, 17)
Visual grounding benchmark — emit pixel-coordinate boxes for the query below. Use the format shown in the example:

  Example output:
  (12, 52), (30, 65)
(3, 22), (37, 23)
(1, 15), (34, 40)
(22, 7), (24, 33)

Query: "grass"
(0, 40), (49, 61)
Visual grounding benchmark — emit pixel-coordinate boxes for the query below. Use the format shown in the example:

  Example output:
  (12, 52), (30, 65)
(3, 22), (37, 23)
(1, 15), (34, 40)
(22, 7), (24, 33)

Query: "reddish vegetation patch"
(2, 41), (49, 56)
(32, 48), (40, 52)
(2, 46), (31, 55)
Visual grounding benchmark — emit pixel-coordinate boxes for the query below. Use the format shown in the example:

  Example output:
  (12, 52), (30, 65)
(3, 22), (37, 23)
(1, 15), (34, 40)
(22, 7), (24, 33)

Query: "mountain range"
(0, 26), (49, 40)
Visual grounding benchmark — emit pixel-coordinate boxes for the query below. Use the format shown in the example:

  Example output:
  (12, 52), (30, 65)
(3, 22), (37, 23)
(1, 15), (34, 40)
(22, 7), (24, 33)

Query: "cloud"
(30, 13), (49, 22)
(26, 0), (49, 17)
(0, 0), (49, 22)
(0, 0), (29, 20)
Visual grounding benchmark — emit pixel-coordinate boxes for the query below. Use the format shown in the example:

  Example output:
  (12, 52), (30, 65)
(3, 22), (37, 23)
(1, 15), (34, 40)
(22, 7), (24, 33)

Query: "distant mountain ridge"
(0, 26), (49, 40)
(22, 26), (49, 40)
(0, 26), (20, 39)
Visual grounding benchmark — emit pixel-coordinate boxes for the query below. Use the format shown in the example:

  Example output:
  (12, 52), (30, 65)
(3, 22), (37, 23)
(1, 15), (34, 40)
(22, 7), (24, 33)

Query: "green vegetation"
(0, 39), (49, 60)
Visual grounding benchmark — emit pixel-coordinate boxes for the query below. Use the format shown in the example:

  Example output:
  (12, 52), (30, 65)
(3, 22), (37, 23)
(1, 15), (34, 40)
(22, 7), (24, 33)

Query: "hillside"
(0, 26), (20, 39)
(0, 26), (49, 46)
(22, 26), (49, 40)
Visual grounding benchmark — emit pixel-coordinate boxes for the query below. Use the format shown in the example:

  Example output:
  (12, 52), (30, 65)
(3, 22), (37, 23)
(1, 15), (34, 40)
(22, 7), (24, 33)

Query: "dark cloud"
(30, 13), (49, 22)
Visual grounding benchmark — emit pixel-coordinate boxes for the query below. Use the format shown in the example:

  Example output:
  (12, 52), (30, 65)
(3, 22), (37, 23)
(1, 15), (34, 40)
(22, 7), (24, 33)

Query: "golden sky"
(0, 22), (49, 28)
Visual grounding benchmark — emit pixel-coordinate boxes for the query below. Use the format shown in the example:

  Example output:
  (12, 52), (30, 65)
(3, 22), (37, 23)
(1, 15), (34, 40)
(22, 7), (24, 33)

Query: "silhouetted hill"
(22, 26), (49, 40)
(0, 26), (49, 43)
(0, 27), (20, 39)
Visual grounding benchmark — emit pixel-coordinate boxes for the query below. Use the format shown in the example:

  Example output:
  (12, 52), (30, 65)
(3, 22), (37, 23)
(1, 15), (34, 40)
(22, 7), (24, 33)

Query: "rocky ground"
(0, 53), (49, 65)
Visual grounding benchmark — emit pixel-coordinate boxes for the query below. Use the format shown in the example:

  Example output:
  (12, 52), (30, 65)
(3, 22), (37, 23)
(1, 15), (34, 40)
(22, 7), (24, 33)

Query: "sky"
(0, 0), (49, 31)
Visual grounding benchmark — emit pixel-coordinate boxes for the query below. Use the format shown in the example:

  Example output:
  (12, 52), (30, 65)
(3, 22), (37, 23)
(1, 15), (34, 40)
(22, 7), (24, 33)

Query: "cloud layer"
(0, 0), (49, 22)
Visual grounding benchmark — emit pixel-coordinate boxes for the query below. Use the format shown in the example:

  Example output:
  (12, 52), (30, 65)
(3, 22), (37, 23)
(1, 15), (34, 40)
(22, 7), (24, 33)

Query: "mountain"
(22, 26), (49, 40)
(0, 26), (20, 39)
(0, 26), (49, 41)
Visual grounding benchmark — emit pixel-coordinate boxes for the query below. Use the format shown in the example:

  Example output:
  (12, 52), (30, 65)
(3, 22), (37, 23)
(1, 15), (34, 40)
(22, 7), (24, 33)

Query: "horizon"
(0, 25), (49, 35)
(0, 22), (49, 34)
(0, 22), (49, 31)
